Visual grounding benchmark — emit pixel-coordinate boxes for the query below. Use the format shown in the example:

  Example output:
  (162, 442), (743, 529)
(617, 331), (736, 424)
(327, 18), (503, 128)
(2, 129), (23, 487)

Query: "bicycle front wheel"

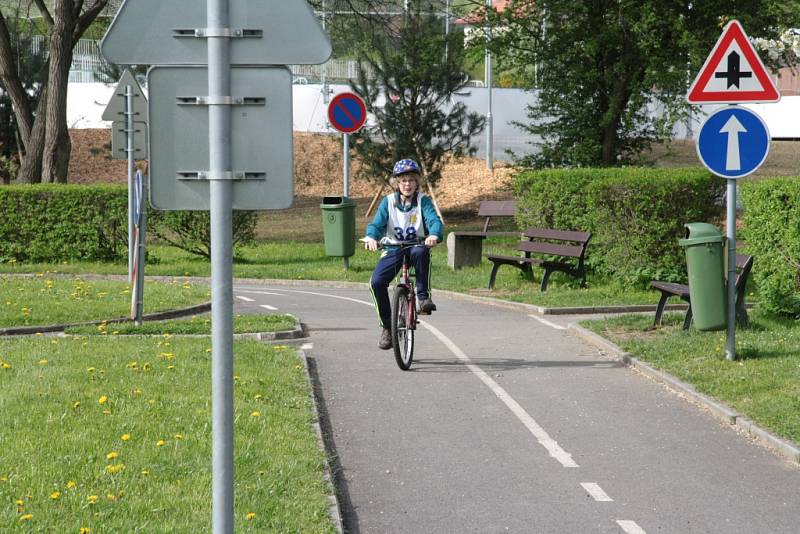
(391, 286), (415, 370)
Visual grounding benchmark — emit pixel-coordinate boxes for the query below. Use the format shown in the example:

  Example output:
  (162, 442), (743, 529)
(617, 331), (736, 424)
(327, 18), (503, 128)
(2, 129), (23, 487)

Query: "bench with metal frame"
(650, 253), (753, 330)
(486, 228), (592, 291)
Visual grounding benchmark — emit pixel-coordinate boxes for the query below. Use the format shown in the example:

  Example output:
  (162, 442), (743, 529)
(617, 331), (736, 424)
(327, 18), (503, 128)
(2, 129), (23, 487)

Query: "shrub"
(741, 177), (800, 316)
(515, 167), (725, 286)
(148, 210), (258, 259)
(0, 185), (127, 263)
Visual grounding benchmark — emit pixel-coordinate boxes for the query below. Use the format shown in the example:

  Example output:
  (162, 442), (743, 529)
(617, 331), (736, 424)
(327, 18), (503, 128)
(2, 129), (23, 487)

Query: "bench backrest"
(734, 253), (753, 289)
(477, 200), (517, 233)
(518, 227), (592, 259)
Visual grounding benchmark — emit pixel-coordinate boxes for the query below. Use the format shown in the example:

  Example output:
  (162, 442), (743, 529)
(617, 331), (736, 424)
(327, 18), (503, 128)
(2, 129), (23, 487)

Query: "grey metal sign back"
(101, 69), (147, 121)
(101, 0), (332, 66)
(147, 66), (293, 210)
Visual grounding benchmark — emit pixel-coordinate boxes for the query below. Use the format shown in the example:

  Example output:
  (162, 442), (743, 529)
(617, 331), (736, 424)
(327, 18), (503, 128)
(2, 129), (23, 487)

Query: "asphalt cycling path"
(232, 282), (799, 534)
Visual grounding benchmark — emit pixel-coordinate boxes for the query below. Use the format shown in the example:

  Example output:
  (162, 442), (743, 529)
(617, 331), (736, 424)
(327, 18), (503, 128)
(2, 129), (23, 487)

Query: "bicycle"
(366, 238), (427, 370)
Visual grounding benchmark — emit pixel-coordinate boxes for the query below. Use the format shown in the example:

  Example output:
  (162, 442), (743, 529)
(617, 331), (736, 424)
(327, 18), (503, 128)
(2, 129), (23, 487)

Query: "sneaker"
(378, 328), (392, 350)
(418, 299), (437, 315)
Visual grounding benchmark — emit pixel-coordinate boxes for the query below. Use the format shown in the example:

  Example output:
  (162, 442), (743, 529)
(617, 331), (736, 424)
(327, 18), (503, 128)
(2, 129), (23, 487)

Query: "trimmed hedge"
(741, 177), (800, 316)
(0, 184), (258, 263)
(0, 184), (127, 263)
(514, 167), (725, 286)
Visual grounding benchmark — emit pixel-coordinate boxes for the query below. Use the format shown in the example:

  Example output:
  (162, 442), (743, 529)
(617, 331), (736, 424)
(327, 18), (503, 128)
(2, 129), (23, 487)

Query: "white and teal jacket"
(365, 191), (444, 249)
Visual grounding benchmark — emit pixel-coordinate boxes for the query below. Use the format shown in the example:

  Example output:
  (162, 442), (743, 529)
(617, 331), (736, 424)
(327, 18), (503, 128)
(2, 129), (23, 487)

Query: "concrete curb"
(568, 322), (800, 465)
(0, 301), (212, 336)
(297, 346), (345, 534)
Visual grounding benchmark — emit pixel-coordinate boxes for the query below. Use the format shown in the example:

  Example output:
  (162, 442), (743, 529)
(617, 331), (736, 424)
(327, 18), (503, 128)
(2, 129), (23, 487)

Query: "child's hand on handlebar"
(424, 235), (439, 248)
(362, 237), (379, 251)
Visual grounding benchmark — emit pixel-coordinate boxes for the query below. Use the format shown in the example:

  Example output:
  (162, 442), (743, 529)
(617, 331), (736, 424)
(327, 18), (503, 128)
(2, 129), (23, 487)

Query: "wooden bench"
(447, 200), (519, 269)
(650, 253), (753, 330)
(486, 228), (592, 291)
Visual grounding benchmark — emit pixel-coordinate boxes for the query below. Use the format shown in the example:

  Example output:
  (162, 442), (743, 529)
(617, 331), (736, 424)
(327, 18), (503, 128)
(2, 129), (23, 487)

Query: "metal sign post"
(126, 85), (135, 281)
(131, 169), (147, 325)
(328, 92), (367, 270)
(688, 20), (780, 362)
(696, 106), (771, 361)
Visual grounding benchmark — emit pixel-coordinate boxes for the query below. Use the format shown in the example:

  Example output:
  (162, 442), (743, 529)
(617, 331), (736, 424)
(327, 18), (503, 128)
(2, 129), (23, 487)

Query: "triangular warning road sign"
(101, 0), (331, 66)
(687, 20), (780, 104)
(101, 69), (147, 122)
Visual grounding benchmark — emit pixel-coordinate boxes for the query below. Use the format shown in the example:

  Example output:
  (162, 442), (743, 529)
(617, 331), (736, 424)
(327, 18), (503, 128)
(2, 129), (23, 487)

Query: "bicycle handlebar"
(360, 237), (427, 250)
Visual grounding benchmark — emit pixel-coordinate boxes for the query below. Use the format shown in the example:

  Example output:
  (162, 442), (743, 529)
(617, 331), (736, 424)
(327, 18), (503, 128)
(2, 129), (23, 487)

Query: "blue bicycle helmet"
(392, 158), (421, 176)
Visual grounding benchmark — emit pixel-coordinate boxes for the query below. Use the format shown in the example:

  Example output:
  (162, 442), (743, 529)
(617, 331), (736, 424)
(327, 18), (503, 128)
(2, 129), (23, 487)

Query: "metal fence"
(30, 36), (371, 84)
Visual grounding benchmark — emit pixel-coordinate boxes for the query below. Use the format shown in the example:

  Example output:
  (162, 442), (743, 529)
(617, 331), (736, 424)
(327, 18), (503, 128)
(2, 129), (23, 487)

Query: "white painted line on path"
(278, 288), (580, 468)
(301, 343), (313, 351)
(234, 289), (287, 297)
(420, 320), (580, 468)
(528, 314), (567, 330)
(617, 520), (647, 534)
(259, 304), (279, 311)
(580, 482), (613, 502)
(235, 295), (255, 302)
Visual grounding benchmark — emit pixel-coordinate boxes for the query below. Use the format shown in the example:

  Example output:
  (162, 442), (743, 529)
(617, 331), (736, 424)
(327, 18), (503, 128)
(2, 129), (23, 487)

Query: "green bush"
(0, 184), (127, 263)
(741, 177), (800, 316)
(515, 167), (725, 286)
(147, 210), (258, 259)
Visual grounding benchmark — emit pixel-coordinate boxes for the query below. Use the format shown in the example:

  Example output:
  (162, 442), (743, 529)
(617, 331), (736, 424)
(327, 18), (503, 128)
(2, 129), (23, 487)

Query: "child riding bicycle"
(363, 158), (444, 350)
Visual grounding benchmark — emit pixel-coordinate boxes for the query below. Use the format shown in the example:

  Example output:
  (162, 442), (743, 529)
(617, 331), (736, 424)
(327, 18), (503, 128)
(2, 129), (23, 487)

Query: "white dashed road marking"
(617, 520), (647, 534)
(580, 482), (613, 502)
(528, 314), (567, 330)
(235, 295), (255, 302)
(235, 289), (286, 297)
(259, 304), (279, 311)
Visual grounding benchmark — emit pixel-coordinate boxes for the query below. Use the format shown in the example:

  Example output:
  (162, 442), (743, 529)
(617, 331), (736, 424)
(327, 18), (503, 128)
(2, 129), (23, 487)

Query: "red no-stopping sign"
(328, 92), (367, 133)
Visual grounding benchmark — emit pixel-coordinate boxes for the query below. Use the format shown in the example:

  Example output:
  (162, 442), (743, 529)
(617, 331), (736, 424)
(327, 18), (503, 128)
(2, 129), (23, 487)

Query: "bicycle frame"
(397, 246), (418, 331)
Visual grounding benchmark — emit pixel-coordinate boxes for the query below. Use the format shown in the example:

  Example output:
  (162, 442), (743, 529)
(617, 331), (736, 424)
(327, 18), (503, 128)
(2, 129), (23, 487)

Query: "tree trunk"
(41, 4), (75, 184)
(16, 91), (48, 184)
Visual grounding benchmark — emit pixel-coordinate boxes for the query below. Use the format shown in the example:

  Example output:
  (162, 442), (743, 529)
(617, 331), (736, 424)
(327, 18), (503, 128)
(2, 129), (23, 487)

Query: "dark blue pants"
(369, 246), (432, 327)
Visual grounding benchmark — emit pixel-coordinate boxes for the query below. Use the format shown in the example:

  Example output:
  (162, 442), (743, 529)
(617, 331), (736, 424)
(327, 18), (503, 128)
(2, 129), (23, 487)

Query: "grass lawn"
(64, 314), (297, 336)
(582, 311), (800, 445)
(0, 335), (334, 533)
(0, 242), (658, 308)
(0, 276), (209, 328)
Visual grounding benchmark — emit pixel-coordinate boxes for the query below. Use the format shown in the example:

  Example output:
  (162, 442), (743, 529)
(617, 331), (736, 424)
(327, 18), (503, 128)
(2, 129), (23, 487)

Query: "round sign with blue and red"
(328, 92), (367, 134)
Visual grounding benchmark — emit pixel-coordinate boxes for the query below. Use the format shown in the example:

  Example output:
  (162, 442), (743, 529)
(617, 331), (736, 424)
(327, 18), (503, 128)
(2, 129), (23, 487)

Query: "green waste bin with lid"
(321, 196), (356, 257)
(678, 222), (726, 331)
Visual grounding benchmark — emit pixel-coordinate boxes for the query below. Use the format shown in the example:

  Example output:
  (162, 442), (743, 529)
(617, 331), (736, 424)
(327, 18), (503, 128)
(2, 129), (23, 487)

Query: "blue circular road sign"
(328, 92), (367, 134)
(696, 106), (770, 179)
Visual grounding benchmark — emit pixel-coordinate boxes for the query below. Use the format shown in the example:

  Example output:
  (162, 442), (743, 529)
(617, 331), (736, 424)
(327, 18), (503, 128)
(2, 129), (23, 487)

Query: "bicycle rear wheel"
(391, 286), (414, 370)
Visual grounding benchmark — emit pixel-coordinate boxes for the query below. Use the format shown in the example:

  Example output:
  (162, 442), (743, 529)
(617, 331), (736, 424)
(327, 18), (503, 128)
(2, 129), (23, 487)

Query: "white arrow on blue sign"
(696, 106), (770, 179)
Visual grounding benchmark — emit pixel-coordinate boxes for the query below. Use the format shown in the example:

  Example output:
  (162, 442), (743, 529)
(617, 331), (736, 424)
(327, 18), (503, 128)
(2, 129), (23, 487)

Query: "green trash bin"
(678, 222), (726, 331)
(321, 196), (356, 257)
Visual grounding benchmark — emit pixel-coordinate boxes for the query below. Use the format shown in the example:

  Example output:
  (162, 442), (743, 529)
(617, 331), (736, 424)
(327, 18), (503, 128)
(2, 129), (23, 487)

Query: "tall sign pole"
(688, 20), (779, 361)
(126, 85), (135, 280)
(207, 0), (235, 531)
(484, 0), (493, 170)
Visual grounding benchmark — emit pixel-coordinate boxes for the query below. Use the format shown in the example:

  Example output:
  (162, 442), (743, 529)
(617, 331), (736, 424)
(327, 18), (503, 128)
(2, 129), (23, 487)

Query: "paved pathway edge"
(568, 323), (800, 465)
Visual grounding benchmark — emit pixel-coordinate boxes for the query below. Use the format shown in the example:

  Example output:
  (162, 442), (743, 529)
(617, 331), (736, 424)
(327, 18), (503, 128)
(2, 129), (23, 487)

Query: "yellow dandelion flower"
(142, 362), (152, 372)
(126, 361), (139, 369)
(86, 367), (95, 373)
(18, 514), (33, 522)
(160, 352), (174, 360)
(87, 495), (99, 504)
(254, 394), (263, 401)
(140, 469), (150, 477)
(246, 512), (256, 520)
(104, 464), (125, 475)
(66, 481), (77, 489)
(98, 395), (108, 405)
(80, 528), (91, 534)
(174, 433), (184, 440)
(49, 491), (61, 500)
(106, 451), (119, 460)
(250, 411), (261, 418)
(156, 439), (166, 447)
(103, 409), (112, 415)
(133, 389), (142, 395)
(38, 359), (48, 366)
(206, 347), (212, 353)
(2, 362), (12, 369)
(121, 434), (131, 442)
(106, 494), (117, 502)
(15, 499), (24, 506)
(72, 400), (81, 409)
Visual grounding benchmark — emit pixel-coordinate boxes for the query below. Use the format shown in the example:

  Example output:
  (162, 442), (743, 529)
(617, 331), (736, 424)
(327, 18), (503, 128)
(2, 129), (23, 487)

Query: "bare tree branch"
(32, 0), (54, 28)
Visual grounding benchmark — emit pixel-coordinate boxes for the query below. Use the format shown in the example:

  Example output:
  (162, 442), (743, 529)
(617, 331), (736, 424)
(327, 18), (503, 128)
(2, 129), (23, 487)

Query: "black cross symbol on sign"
(715, 51), (752, 89)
